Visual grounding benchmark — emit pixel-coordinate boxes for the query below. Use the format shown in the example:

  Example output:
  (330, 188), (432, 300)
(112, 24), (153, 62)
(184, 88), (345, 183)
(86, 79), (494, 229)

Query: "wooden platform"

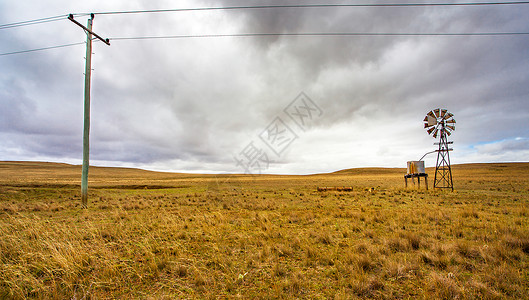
(404, 173), (428, 190)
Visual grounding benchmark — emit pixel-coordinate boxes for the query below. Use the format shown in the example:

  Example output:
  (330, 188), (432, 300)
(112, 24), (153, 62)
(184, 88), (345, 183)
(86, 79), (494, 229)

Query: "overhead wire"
(2, 1), (529, 29)
(0, 42), (86, 56)
(2, 29), (529, 56)
(110, 31), (529, 41)
(88, 1), (529, 16)
(0, 13), (92, 30)
(0, 14), (67, 30)
(1, 1), (529, 56)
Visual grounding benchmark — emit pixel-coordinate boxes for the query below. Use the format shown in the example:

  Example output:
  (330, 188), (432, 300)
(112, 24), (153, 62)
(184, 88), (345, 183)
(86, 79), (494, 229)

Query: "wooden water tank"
(407, 161), (425, 175)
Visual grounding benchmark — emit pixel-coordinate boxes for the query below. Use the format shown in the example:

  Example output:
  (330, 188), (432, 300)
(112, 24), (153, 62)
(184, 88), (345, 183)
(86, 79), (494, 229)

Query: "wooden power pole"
(68, 14), (110, 208)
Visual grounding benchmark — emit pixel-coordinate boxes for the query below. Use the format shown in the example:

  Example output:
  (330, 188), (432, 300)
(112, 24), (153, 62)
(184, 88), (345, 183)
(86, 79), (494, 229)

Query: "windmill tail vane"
(424, 108), (455, 191)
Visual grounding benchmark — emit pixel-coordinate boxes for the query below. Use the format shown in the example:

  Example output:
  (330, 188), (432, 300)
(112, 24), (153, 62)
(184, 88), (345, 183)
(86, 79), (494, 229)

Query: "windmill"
(424, 109), (455, 191)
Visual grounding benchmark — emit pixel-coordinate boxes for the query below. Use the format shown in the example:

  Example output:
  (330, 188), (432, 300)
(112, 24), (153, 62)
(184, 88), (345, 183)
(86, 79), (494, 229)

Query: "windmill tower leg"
(446, 139), (454, 191)
(433, 130), (454, 191)
(433, 138), (441, 188)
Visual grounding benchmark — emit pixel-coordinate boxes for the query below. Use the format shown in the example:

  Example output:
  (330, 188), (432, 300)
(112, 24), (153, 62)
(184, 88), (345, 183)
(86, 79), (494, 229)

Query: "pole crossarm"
(68, 14), (111, 45)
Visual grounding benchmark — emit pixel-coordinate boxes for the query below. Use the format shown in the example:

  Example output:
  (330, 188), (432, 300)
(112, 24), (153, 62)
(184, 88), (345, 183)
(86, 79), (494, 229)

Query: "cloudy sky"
(1, 0), (528, 174)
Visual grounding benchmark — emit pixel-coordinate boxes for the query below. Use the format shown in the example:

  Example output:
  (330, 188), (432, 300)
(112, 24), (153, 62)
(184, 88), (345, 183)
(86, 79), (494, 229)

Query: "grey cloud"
(1, 0), (528, 173)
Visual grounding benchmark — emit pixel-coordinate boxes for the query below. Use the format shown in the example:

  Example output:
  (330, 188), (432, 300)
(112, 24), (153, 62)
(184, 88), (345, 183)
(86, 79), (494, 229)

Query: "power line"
(0, 15), (67, 30)
(0, 13), (92, 30)
(88, 1), (529, 16)
(0, 42), (85, 56)
(2, 2), (529, 29)
(2, 30), (529, 56)
(2, 0), (528, 56)
(110, 31), (529, 41)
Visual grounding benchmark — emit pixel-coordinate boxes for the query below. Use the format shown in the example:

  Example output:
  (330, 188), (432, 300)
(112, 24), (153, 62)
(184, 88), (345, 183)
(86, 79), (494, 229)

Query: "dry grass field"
(1, 161), (528, 299)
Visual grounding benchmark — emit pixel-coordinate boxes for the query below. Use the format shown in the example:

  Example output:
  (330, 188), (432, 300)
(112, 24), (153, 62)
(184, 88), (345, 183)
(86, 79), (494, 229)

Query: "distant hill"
(2, 161), (528, 177)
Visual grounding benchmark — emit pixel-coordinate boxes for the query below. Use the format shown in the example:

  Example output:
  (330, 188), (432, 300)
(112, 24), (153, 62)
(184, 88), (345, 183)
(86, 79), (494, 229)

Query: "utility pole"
(68, 14), (110, 208)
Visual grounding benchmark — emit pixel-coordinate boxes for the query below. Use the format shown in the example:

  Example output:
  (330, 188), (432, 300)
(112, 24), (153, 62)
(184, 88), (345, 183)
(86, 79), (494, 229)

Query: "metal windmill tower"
(424, 109), (456, 191)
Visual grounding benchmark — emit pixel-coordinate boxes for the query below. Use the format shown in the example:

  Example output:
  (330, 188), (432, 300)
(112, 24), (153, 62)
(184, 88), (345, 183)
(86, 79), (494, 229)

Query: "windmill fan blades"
(427, 111), (436, 118)
(427, 115), (438, 127)
(425, 109), (455, 138)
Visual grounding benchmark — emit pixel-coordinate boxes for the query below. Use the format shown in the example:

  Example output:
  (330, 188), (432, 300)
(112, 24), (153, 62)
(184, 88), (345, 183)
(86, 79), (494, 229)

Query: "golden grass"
(0, 161), (528, 298)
